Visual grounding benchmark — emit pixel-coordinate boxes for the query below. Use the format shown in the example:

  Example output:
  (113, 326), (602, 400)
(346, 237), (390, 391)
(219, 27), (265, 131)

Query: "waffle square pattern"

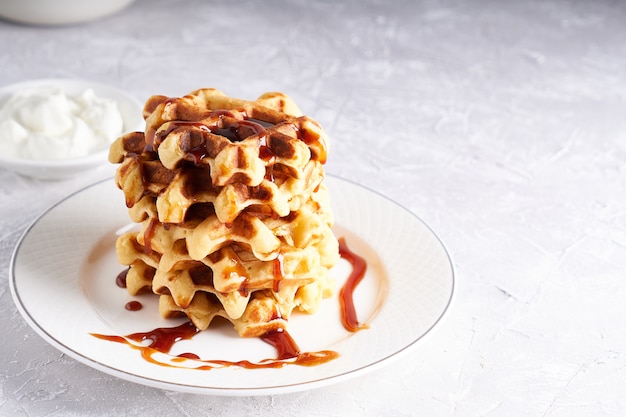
(109, 88), (339, 337)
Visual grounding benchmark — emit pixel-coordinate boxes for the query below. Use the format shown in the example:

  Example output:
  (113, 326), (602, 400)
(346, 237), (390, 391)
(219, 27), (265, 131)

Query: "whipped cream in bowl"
(0, 79), (144, 179)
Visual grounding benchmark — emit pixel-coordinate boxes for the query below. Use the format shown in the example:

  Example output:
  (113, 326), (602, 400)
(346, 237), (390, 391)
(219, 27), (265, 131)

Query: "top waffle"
(110, 89), (328, 225)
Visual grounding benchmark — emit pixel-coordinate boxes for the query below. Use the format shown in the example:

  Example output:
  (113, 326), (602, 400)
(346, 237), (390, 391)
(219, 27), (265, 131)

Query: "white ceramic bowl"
(0, 0), (135, 26)
(0, 79), (144, 180)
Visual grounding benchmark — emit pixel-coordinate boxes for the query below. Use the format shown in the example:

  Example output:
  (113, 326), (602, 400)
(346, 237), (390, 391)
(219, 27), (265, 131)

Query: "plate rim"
(9, 175), (455, 395)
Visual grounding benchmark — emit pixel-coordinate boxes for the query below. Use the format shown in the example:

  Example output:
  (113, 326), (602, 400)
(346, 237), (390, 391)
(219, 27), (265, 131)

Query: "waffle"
(109, 88), (338, 337)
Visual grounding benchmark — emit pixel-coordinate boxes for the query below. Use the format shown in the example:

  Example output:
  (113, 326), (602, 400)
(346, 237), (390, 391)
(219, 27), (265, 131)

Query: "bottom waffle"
(159, 273), (334, 338)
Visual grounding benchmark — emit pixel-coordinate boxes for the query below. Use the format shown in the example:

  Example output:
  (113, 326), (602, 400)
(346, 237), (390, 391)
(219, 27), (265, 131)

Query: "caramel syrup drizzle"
(337, 237), (369, 332)
(91, 324), (338, 370)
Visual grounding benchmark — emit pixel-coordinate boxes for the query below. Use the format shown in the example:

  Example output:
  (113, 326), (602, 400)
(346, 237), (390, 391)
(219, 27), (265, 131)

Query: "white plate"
(0, 78), (144, 180)
(9, 176), (454, 396)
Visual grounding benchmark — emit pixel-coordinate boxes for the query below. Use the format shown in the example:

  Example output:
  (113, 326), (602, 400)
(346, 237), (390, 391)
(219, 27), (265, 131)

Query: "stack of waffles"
(108, 88), (339, 337)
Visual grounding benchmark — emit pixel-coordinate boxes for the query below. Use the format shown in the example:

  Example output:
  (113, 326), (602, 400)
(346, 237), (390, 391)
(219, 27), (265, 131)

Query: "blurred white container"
(0, 0), (135, 25)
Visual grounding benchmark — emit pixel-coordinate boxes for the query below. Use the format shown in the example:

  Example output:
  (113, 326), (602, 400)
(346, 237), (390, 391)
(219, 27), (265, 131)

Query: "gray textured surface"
(2, 0), (626, 415)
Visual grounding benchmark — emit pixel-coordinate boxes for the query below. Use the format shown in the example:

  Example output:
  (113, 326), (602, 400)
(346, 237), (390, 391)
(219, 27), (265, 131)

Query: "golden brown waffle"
(109, 89), (338, 337)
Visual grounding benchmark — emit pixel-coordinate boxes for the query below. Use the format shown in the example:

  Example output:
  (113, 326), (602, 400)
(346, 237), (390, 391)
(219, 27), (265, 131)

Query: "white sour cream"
(0, 85), (124, 160)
